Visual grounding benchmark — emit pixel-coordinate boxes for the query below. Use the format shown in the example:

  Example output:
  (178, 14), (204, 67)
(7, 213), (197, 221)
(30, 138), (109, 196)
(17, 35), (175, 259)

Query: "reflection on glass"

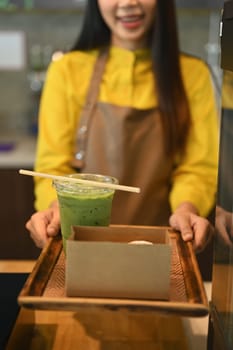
(212, 69), (233, 350)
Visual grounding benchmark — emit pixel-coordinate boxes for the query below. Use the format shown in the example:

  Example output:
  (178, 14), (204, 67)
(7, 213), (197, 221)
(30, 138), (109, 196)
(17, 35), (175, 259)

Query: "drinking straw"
(19, 169), (140, 193)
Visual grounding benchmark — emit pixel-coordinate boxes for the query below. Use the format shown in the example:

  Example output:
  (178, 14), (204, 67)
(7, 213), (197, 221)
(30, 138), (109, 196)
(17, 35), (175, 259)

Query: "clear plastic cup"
(53, 173), (118, 251)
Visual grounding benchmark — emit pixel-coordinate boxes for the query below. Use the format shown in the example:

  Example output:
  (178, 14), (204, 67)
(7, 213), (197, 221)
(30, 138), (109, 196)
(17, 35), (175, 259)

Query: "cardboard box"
(65, 225), (172, 300)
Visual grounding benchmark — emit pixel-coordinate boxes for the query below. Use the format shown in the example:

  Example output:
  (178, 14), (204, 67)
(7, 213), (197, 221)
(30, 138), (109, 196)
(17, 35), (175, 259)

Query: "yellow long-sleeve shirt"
(35, 46), (219, 217)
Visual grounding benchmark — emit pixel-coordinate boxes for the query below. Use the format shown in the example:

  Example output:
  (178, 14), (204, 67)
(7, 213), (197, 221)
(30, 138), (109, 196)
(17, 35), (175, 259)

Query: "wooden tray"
(18, 227), (209, 317)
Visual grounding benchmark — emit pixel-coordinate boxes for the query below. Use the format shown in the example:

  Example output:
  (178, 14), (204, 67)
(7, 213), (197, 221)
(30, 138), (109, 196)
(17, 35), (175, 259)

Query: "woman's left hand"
(169, 202), (214, 252)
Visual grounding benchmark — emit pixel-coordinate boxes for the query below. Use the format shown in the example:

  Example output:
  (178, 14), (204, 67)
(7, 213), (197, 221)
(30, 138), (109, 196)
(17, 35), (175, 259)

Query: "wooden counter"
(2, 262), (211, 350)
(6, 306), (205, 350)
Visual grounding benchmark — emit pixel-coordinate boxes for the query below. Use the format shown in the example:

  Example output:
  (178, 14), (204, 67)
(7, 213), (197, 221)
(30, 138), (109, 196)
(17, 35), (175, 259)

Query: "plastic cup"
(53, 173), (118, 251)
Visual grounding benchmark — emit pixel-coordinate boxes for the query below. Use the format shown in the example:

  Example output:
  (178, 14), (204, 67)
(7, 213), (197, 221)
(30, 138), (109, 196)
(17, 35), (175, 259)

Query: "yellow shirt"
(35, 46), (219, 217)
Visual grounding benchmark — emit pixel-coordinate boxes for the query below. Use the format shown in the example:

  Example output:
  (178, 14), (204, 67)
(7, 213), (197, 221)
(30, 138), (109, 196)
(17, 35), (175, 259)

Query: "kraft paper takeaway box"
(65, 225), (172, 300)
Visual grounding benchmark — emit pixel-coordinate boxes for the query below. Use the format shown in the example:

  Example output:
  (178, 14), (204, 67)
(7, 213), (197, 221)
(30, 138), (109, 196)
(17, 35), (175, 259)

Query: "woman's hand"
(25, 201), (61, 248)
(169, 202), (213, 252)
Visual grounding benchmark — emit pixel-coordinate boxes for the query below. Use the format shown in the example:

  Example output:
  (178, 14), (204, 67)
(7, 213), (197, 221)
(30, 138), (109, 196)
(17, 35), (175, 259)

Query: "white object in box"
(66, 225), (172, 300)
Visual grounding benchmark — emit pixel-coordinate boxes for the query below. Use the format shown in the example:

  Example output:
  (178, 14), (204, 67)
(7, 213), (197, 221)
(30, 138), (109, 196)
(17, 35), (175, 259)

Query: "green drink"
(53, 173), (118, 251)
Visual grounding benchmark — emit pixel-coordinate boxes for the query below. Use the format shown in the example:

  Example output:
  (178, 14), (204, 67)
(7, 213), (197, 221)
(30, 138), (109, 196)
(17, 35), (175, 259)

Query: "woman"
(26, 0), (219, 251)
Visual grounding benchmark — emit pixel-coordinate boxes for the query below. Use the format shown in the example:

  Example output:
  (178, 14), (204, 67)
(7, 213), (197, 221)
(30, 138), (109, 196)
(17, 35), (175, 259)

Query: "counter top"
(1, 253), (212, 350)
(5, 281), (212, 350)
(0, 135), (36, 168)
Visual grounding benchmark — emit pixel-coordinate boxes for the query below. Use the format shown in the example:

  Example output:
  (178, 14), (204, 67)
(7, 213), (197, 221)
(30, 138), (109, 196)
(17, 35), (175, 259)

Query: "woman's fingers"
(25, 206), (61, 248)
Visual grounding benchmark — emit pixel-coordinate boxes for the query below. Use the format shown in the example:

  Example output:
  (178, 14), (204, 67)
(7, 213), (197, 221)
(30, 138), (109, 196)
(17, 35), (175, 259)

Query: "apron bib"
(71, 50), (173, 225)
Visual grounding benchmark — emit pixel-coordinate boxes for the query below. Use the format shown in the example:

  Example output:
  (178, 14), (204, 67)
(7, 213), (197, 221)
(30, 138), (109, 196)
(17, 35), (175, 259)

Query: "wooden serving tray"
(18, 226), (209, 317)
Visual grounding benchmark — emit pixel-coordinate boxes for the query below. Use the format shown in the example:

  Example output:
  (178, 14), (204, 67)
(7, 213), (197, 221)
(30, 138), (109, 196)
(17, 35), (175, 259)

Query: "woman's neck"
(111, 36), (148, 51)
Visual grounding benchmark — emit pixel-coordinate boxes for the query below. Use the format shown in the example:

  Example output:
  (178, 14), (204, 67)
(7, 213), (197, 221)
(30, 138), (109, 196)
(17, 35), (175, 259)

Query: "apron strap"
(71, 48), (109, 169)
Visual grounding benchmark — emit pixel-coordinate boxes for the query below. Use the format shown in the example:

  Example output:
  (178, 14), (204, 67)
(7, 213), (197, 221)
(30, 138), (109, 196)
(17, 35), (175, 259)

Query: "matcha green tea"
(53, 174), (118, 250)
(58, 191), (114, 238)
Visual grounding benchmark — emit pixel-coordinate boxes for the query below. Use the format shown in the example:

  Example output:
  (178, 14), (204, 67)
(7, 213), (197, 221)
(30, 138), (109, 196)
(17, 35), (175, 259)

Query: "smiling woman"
(98, 0), (157, 50)
(25, 0), (218, 255)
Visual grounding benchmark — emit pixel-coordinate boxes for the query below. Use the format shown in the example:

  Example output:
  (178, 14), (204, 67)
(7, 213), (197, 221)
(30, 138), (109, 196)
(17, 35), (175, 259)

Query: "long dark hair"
(71, 0), (191, 156)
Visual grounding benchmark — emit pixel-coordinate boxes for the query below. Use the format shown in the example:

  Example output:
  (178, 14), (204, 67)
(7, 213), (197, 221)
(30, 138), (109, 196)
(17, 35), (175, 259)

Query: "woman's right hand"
(26, 200), (61, 248)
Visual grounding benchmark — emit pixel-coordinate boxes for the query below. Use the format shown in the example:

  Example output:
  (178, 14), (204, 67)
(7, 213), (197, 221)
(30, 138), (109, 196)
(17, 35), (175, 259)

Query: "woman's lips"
(117, 15), (144, 29)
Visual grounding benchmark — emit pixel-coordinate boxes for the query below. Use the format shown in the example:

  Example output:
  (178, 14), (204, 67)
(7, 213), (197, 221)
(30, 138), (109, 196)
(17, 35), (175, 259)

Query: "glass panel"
(211, 2), (233, 348)
(212, 76), (233, 349)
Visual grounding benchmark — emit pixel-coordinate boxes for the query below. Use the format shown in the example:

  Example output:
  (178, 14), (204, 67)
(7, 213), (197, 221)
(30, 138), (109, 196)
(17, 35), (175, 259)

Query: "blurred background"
(0, 0), (223, 137)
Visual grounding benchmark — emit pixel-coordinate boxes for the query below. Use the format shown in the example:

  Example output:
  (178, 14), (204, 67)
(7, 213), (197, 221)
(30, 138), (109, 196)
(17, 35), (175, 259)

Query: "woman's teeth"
(121, 16), (142, 22)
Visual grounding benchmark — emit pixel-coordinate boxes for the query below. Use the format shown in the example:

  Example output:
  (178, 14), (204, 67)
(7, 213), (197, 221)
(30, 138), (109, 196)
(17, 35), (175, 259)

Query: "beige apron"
(71, 50), (173, 225)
